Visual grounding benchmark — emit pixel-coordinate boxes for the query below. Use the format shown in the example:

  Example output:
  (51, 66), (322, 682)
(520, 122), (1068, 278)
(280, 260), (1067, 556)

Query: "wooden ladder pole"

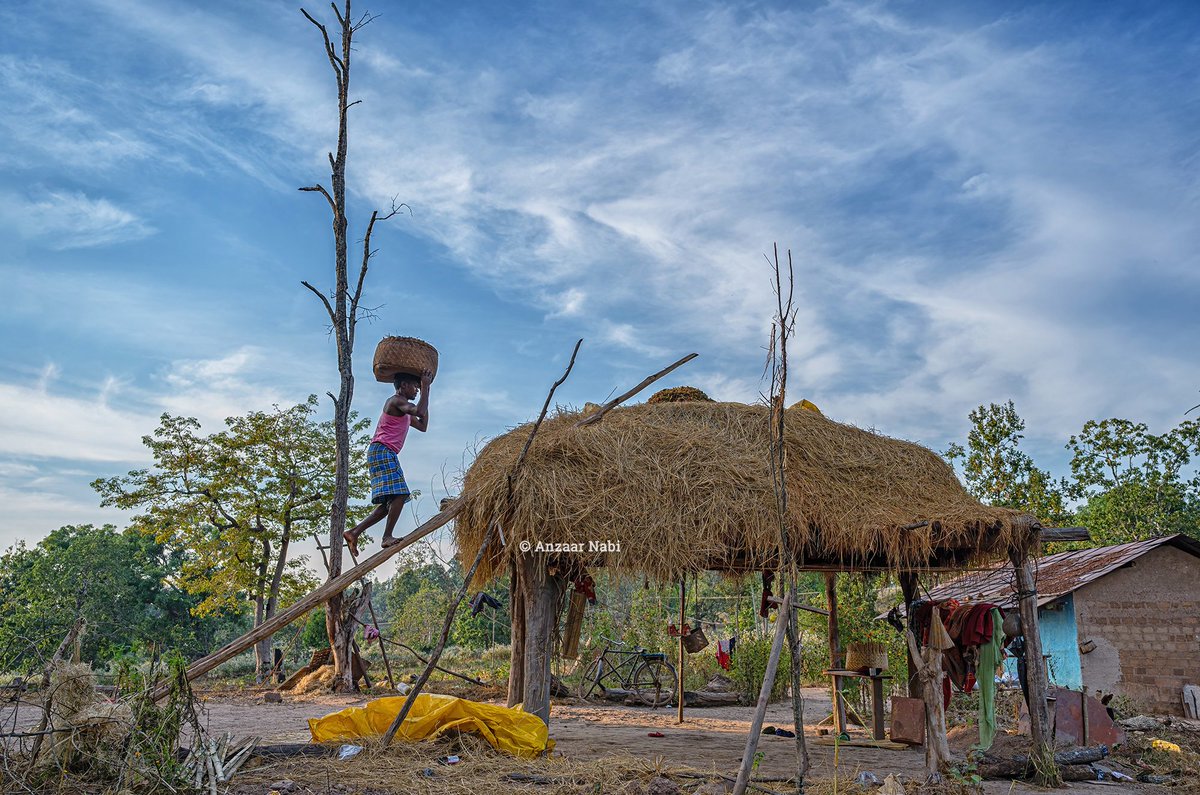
(150, 498), (463, 700)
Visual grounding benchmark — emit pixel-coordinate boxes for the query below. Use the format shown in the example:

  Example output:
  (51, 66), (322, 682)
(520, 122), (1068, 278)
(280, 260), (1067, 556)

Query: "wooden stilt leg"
(1009, 546), (1060, 787)
(899, 572), (919, 700)
(824, 572), (846, 733)
(507, 561), (526, 708)
(522, 556), (563, 725)
(678, 579), (685, 724)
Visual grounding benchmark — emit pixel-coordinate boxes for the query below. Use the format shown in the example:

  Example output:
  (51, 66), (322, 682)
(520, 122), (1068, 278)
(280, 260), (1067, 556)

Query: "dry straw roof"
(456, 401), (1033, 583)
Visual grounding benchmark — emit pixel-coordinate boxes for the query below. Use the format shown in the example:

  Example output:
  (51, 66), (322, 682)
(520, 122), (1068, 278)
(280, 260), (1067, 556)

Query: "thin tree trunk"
(254, 538), (271, 682)
(300, 0), (356, 693)
(262, 525), (292, 682)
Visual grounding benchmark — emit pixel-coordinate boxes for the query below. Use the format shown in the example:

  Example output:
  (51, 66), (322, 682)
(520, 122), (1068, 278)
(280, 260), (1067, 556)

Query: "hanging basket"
(844, 641), (888, 673)
(682, 624), (709, 654)
(373, 336), (439, 384)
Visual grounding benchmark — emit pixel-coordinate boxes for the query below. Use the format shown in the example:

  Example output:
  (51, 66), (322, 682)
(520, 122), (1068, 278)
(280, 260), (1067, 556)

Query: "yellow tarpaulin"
(307, 694), (554, 758)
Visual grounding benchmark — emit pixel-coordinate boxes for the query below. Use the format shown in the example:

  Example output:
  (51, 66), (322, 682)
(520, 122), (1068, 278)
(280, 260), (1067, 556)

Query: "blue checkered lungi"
(367, 441), (411, 505)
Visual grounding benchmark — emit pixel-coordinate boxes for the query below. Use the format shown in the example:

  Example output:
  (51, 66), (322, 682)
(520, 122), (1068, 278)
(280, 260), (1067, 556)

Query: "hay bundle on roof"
(456, 402), (1031, 583)
(647, 385), (712, 404)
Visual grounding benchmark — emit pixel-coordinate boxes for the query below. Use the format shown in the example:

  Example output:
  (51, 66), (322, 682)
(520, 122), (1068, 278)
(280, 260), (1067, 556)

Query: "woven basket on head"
(844, 641), (888, 672)
(373, 336), (438, 384)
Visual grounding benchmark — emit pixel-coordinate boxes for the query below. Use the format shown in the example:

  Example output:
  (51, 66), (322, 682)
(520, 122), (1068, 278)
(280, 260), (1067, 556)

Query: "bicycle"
(578, 637), (677, 707)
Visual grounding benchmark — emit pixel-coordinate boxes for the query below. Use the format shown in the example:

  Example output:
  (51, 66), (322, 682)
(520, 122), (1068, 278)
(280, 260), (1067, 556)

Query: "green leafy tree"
(93, 397), (369, 680)
(1066, 418), (1200, 543)
(0, 524), (224, 666)
(944, 401), (1070, 524)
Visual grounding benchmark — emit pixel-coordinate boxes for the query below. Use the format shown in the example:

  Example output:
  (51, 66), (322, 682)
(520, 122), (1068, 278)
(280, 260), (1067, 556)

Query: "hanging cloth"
(759, 571), (776, 618)
(974, 607), (1006, 751)
(716, 639), (733, 671)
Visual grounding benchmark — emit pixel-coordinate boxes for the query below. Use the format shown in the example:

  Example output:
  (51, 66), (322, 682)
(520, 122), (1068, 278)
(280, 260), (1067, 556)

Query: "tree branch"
(298, 184), (336, 215)
(348, 202), (404, 347)
(301, 8), (346, 82)
(301, 281), (336, 326)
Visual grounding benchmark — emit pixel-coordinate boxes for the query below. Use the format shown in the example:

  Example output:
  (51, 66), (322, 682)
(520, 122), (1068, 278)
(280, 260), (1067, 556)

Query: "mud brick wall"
(1073, 545), (1200, 715)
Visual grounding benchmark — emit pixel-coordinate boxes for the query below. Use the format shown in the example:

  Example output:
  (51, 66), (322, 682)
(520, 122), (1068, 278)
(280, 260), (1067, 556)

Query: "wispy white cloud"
(2, 0), (1198, 547)
(0, 190), (154, 249)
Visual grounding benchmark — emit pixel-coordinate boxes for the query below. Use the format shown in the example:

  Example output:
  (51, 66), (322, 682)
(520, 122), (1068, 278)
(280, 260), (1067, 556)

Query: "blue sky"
(2, 0), (1198, 569)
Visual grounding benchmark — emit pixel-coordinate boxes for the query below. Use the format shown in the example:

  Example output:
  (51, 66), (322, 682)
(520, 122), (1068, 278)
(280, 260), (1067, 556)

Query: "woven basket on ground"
(844, 641), (888, 672)
(373, 336), (438, 384)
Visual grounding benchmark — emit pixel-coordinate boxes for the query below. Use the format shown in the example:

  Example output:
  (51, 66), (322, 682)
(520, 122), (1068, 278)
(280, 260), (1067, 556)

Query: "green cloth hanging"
(975, 607), (1006, 751)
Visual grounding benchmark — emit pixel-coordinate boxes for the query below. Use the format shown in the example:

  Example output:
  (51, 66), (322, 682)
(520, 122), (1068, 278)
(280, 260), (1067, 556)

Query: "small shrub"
(731, 634), (791, 702)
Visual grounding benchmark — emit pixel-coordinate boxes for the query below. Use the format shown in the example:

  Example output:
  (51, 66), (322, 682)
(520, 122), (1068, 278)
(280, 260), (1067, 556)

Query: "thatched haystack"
(293, 664), (335, 694)
(457, 401), (1031, 582)
(647, 385), (712, 403)
(41, 662), (133, 767)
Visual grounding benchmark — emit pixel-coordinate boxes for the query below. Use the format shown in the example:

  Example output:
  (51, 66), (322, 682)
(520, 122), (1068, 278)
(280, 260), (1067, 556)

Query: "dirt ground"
(5, 683), (1179, 793)
(181, 686), (1157, 794)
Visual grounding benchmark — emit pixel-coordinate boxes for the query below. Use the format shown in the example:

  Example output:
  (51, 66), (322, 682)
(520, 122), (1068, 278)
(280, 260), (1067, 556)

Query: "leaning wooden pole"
(1009, 544), (1060, 787)
(381, 519), (500, 745)
(384, 340), (583, 742)
(732, 589), (793, 795)
(150, 499), (463, 700)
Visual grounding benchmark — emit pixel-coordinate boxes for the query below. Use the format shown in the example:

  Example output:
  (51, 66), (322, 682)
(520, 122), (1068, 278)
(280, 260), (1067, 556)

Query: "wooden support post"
(899, 571), (919, 699)
(507, 561), (526, 708)
(1009, 546), (1060, 787)
(678, 579), (685, 724)
(824, 572), (846, 733)
(521, 555), (564, 725)
(561, 589), (586, 660)
(732, 590), (793, 795)
(905, 624), (952, 781)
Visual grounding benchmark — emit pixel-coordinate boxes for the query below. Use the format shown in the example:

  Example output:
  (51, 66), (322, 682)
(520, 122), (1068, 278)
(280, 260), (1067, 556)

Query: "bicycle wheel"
(630, 659), (677, 707)
(578, 656), (605, 699)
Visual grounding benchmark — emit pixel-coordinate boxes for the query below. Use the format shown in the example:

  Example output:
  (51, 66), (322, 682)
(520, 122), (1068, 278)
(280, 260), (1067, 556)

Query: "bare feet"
(343, 530), (359, 555)
(381, 536), (400, 548)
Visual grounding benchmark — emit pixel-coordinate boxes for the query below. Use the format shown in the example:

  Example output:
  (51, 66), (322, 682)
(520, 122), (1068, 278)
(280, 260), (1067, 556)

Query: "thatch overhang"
(456, 401), (1037, 583)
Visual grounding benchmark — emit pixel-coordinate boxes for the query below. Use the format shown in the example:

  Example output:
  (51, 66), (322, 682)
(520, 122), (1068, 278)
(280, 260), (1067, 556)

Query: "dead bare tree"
(299, 0), (404, 691)
(734, 245), (808, 795)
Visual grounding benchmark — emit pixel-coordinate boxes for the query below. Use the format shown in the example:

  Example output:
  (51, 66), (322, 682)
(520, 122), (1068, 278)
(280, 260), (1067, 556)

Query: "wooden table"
(823, 669), (893, 741)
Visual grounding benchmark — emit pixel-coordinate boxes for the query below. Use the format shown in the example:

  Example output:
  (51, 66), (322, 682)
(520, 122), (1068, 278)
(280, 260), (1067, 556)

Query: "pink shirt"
(372, 412), (411, 453)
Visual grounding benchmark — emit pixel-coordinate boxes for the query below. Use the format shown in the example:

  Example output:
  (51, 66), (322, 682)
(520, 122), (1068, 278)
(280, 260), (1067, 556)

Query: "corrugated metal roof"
(914, 534), (1200, 609)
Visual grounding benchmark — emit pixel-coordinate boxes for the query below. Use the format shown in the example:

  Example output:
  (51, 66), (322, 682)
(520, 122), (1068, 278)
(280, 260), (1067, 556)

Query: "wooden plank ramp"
(151, 497), (464, 700)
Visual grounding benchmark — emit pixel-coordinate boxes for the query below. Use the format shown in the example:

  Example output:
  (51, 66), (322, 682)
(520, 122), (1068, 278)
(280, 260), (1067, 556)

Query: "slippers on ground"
(647, 731), (665, 738)
(761, 726), (777, 735)
(774, 728), (796, 738)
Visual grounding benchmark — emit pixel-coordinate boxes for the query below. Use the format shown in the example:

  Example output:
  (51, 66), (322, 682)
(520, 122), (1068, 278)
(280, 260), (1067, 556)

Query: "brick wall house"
(1072, 543), (1200, 714)
(918, 535), (1200, 715)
